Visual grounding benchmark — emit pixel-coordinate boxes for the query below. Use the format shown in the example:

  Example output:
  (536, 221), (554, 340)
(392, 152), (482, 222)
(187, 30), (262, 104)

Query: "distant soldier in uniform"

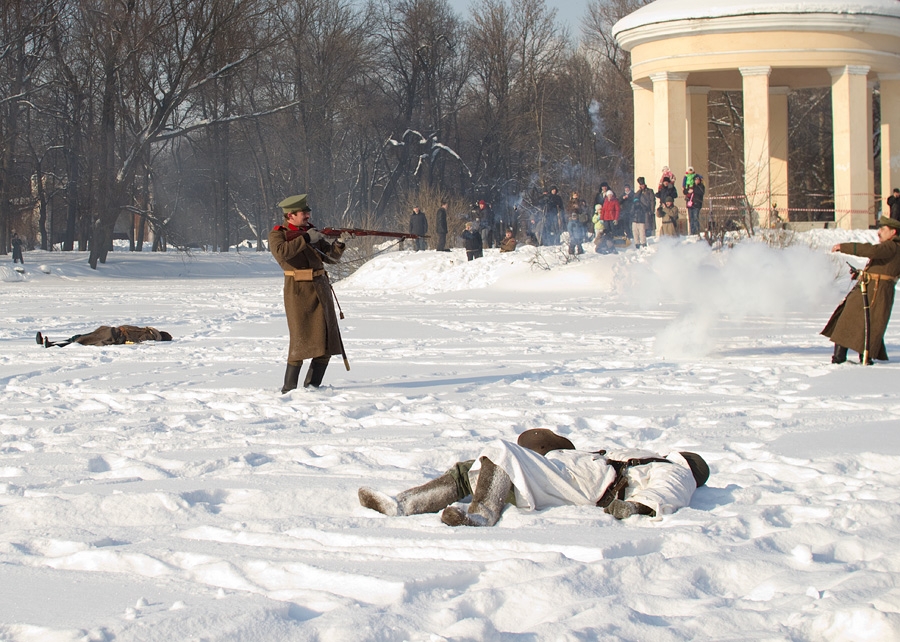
(359, 428), (709, 527)
(822, 216), (900, 365)
(268, 194), (347, 392)
(37, 325), (172, 348)
(656, 195), (679, 237)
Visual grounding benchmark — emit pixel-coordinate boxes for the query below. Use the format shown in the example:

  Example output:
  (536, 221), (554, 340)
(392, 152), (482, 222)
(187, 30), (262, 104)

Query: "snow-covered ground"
(2, 230), (899, 641)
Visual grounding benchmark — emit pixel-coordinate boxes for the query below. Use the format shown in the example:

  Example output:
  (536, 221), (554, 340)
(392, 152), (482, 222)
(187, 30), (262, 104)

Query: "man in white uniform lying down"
(358, 429), (709, 527)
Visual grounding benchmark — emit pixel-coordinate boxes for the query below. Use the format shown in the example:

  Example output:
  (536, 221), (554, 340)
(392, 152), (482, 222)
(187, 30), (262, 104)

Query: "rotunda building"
(613, 0), (900, 229)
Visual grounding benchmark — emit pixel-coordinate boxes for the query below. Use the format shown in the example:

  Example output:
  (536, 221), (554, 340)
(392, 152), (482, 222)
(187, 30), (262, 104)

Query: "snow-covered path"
(1, 237), (899, 641)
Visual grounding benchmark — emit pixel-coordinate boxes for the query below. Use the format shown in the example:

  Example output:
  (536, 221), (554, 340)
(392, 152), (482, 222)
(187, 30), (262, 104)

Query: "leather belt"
(284, 268), (325, 281)
(861, 273), (899, 283)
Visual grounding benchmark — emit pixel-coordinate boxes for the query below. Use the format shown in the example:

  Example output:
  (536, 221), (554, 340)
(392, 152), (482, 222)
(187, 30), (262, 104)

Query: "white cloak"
(472, 440), (698, 517)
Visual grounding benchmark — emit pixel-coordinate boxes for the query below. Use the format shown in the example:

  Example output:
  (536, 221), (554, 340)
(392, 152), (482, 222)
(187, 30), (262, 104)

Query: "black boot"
(441, 457), (511, 527)
(281, 362), (302, 394)
(303, 356), (330, 388)
(36, 332), (43, 345)
(831, 344), (848, 364)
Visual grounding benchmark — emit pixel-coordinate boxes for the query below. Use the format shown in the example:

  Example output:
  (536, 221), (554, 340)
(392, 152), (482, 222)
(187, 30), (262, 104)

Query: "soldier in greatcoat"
(656, 195), (679, 237)
(37, 325), (172, 347)
(268, 194), (346, 392)
(822, 216), (900, 364)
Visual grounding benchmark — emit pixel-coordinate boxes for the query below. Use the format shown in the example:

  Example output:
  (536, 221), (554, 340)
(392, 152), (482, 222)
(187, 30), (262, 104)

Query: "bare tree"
(0, 0), (54, 255)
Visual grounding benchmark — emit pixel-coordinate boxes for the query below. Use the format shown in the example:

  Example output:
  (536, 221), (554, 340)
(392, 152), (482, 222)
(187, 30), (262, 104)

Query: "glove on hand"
(304, 228), (324, 244)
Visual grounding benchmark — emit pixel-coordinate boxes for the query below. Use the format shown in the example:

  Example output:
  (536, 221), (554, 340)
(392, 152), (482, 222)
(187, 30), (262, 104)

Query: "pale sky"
(444, 0), (592, 31)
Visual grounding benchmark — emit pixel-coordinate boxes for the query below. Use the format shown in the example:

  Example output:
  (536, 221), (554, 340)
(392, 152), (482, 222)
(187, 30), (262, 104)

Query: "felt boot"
(359, 473), (462, 517)
(441, 457), (511, 527)
(604, 499), (654, 520)
(303, 356), (330, 388)
(281, 362), (302, 394)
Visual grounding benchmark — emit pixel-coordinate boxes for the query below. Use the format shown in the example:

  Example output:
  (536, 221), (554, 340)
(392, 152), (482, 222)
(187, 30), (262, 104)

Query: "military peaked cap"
(517, 429), (575, 456)
(877, 215), (900, 231)
(679, 451), (710, 487)
(278, 194), (310, 213)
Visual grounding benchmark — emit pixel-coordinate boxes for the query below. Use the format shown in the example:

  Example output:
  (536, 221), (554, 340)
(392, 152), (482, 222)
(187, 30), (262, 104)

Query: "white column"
(769, 87), (790, 221)
(741, 66), (772, 227)
(687, 86), (710, 181)
(650, 72), (688, 188)
(830, 65), (871, 229)
(631, 80), (655, 188)
(880, 73), (900, 212)
(868, 81), (876, 225)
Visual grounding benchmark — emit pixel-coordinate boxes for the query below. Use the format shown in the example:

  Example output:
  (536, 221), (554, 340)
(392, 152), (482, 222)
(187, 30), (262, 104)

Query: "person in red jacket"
(601, 189), (620, 235)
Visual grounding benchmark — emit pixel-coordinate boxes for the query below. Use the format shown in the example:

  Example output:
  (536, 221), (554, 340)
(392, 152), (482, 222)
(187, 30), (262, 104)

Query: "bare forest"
(1, 0), (840, 267)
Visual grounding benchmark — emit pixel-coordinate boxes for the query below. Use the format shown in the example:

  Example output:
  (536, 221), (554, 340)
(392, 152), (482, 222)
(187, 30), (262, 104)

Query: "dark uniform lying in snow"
(37, 326), (172, 348)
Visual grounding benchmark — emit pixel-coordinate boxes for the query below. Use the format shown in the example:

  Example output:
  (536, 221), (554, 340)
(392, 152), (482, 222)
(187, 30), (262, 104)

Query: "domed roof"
(614, 0), (900, 46)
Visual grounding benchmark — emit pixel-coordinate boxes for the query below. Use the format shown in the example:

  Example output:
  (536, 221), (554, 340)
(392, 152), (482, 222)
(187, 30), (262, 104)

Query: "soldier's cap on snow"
(160, 332), (173, 341)
(878, 215), (900, 231)
(679, 452), (709, 487)
(517, 429), (575, 456)
(278, 194), (310, 213)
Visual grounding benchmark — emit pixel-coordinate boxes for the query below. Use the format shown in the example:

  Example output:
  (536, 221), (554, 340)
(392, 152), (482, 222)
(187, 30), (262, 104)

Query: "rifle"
(321, 227), (428, 240)
(282, 227), (428, 242)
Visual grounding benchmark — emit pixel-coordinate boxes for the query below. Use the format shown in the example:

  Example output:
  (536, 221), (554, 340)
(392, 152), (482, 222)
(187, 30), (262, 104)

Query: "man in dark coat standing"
(435, 200), (449, 251)
(684, 175), (705, 235)
(656, 177), (678, 208)
(11, 232), (24, 264)
(543, 187), (564, 245)
(409, 206), (428, 251)
(462, 222), (483, 260)
(635, 177), (656, 244)
(887, 188), (900, 222)
(822, 216), (900, 364)
(269, 194), (347, 392)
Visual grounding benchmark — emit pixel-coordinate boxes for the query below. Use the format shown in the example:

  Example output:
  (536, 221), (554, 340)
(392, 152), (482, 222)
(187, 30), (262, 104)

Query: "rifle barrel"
(322, 227), (428, 239)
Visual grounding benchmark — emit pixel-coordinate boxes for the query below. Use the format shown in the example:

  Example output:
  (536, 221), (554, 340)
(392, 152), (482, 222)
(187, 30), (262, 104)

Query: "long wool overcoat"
(822, 237), (900, 361)
(74, 325), (168, 345)
(268, 225), (345, 363)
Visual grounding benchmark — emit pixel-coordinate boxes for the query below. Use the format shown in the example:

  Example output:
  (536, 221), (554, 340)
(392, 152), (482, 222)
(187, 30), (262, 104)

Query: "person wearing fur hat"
(822, 216), (900, 365)
(358, 429), (709, 527)
(656, 194), (679, 237)
(269, 194), (347, 392)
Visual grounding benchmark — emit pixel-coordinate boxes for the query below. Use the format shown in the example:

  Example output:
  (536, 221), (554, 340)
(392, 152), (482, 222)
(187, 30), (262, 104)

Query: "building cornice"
(615, 14), (900, 51)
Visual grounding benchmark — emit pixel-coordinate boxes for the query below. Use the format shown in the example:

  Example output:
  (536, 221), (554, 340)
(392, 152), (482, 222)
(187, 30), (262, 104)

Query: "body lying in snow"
(359, 429), (709, 527)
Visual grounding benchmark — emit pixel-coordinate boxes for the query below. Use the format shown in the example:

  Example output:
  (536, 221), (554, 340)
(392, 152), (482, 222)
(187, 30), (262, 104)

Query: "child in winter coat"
(682, 166), (696, 190)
